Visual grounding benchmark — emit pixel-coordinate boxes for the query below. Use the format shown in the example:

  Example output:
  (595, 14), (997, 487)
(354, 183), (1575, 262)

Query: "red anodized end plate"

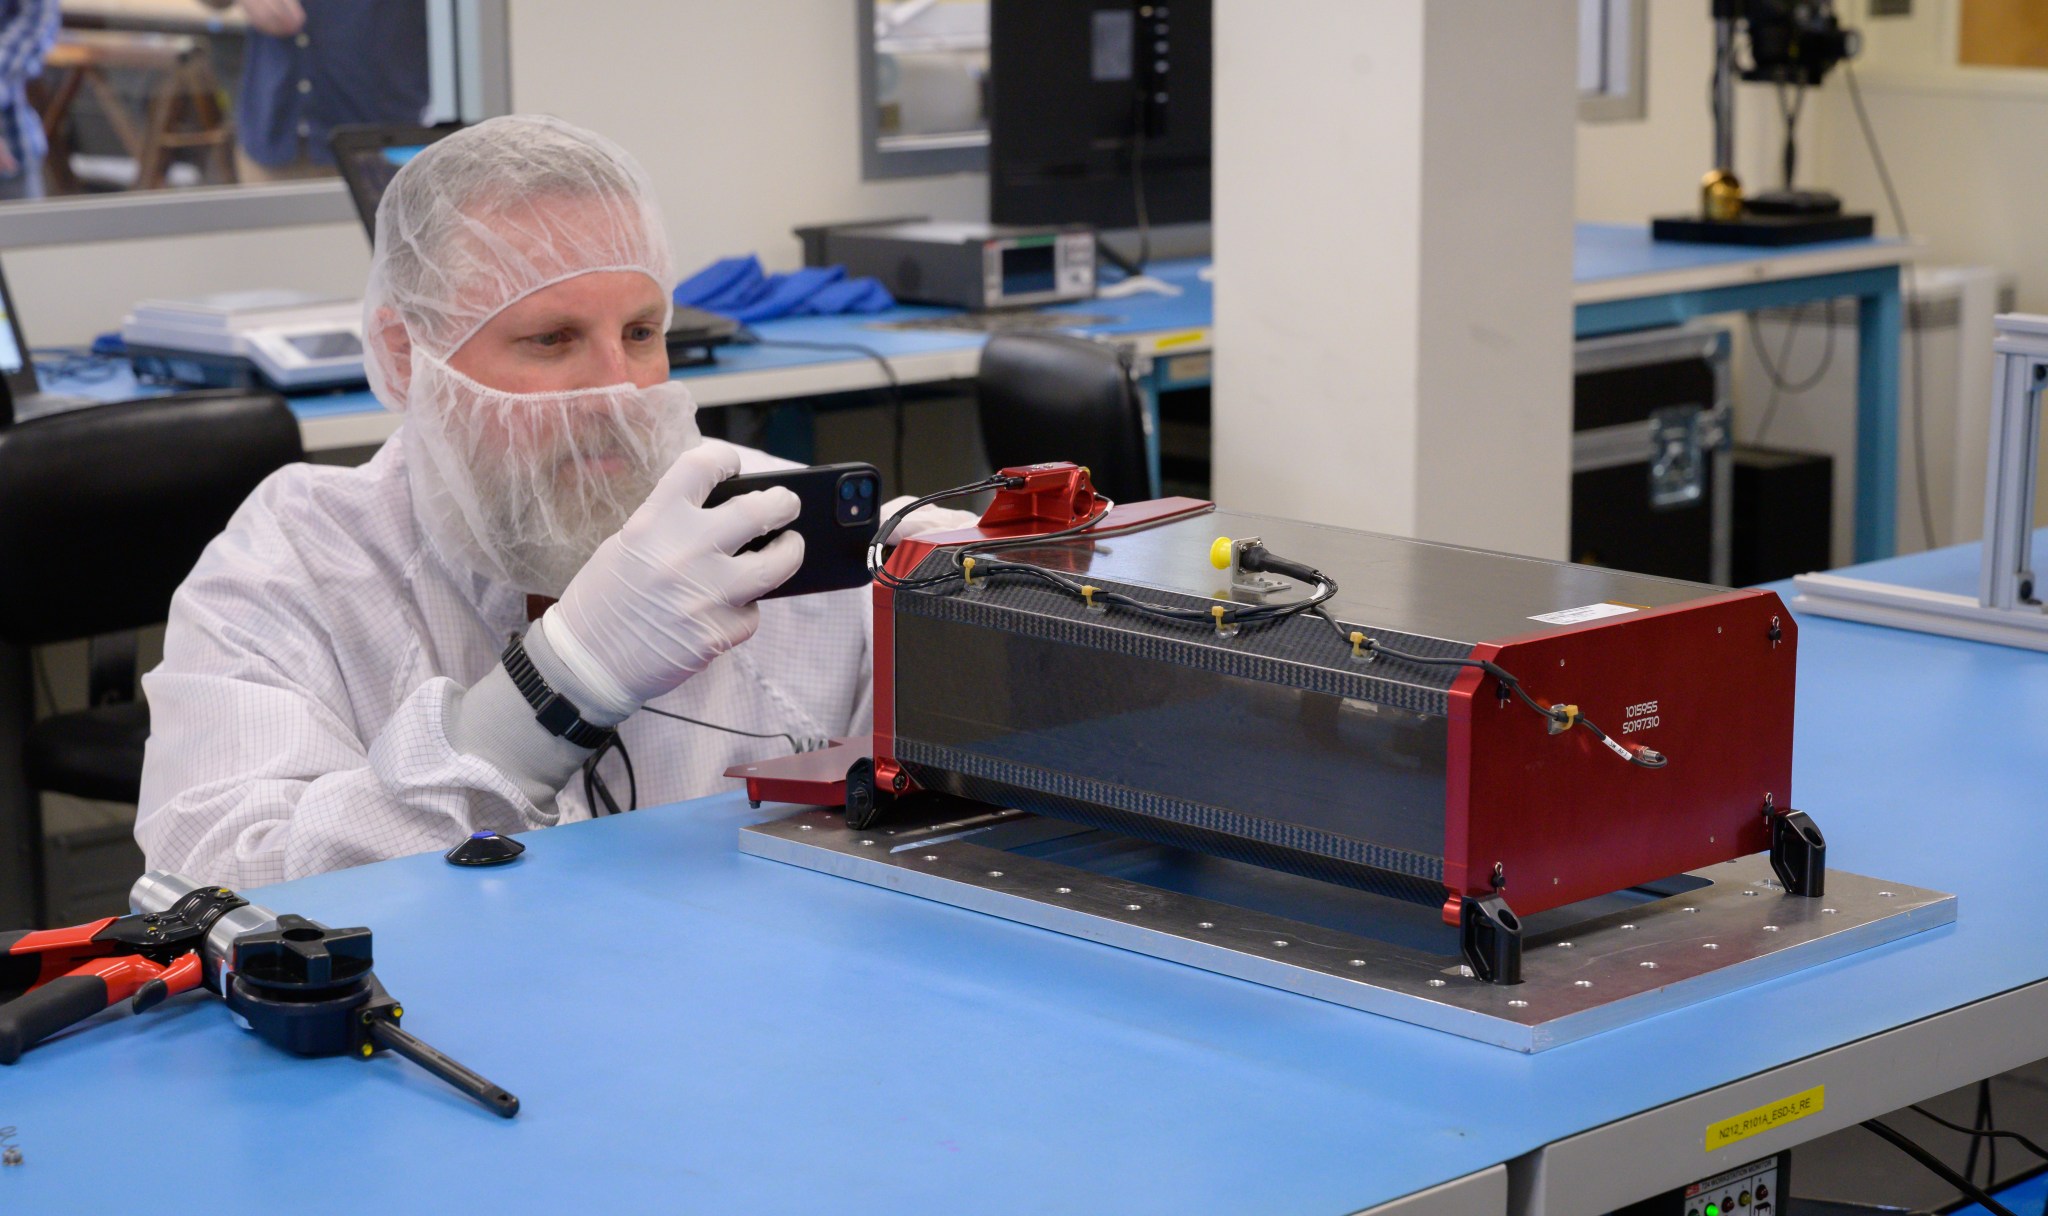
(1443, 589), (1796, 918)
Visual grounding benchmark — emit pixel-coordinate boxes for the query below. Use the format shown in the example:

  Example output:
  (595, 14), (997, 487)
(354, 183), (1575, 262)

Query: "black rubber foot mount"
(1460, 894), (1523, 986)
(844, 757), (888, 831)
(1769, 806), (1827, 897)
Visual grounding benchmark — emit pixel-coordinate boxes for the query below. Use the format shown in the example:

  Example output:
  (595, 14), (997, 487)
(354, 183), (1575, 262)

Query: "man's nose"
(593, 335), (635, 382)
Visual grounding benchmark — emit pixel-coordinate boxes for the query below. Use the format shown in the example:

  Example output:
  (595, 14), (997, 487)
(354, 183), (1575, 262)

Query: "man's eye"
(527, 330), (572, 349)
(627, 323), (661, 342)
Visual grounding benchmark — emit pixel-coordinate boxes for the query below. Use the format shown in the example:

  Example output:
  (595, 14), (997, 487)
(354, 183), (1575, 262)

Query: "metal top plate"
(979, 508), (1737, 648)
(741, 808), (1954, 1053)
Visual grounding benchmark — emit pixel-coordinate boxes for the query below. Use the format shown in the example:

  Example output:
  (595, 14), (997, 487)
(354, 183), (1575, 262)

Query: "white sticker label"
(1529, 601), (1640, 626)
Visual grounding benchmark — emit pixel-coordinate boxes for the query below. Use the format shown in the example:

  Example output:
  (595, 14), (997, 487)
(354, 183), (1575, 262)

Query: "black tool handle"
(367, 1017), (520, 1118)
(0, 975), (110, 1064)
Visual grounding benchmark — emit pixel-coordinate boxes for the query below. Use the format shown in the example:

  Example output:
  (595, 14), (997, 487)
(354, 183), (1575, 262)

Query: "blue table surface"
(49, 229), (1917, 425)
(1573, 221), (1913, 286)
(7, 538), (2045, 1215)
(39, 259), (1218, 424)
(1824, 528), (2046, 600)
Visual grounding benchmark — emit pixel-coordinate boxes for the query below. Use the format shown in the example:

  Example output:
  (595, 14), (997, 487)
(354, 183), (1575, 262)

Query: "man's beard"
(473, 412), (668, 597)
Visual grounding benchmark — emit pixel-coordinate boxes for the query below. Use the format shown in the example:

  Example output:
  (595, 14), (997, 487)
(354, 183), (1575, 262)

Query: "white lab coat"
(136, 432), (871, 887)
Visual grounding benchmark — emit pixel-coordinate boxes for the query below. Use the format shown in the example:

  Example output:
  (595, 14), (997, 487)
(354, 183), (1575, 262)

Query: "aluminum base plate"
(740, 807), (1955, 1052)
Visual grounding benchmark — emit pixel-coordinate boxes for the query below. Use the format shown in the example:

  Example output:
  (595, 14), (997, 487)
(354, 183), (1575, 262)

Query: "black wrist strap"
(501, 636), (616, 751)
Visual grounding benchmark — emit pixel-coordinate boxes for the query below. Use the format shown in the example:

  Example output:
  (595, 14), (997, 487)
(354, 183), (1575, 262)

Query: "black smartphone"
(700, 462), (881, 598)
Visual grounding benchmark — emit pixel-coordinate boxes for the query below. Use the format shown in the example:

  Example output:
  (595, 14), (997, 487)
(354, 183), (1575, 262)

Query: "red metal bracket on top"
(727, 463), (1214, 810)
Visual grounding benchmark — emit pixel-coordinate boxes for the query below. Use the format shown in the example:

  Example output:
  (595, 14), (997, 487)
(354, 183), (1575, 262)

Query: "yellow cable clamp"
(962, 556), (978, 586)
(1350, 631), (1367, 659)
(1080, 584), (1099, 609)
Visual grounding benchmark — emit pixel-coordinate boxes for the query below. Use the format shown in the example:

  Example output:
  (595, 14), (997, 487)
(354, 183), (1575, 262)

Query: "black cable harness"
(871, 479), (1668, 771)
(580, 708), (819, 817)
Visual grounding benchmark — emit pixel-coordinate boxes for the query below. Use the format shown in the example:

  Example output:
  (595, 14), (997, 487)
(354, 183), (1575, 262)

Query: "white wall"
(1826, 0), (2048, 308)
(507, 0), (987, 278)
(5, 222), (370, 349)
(1815, 79), (2048, 310)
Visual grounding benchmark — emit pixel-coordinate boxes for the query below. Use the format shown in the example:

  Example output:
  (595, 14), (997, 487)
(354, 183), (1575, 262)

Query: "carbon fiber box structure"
(879, 504), (1797, 921)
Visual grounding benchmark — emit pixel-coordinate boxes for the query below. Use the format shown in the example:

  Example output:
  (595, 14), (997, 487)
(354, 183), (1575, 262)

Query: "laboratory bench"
(4, 531), (2043, 1215)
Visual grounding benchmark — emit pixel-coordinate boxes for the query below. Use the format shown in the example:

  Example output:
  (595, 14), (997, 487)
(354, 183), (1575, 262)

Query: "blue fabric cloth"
(237, 0), (430, 169)
(0, 0), (57, 175)
(674, 255), (895, 323)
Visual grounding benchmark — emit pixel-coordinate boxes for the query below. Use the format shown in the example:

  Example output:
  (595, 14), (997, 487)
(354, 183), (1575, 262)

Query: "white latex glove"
(537, 441), (802, 723)
(879, 496), (981, 544)
(242, 0), (307, 37)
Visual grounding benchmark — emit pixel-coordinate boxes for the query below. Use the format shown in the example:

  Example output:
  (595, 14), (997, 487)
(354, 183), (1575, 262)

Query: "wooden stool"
(36, 30), (238, 192)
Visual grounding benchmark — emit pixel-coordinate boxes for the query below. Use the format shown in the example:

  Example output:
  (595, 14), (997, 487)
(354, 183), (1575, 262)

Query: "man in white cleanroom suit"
(137, 116), (968, 886)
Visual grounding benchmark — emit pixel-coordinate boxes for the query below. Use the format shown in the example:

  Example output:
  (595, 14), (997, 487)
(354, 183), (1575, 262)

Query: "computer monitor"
(0, 258), (40, 406)
(330, 123), (465, 243)
(987, 1), (1211, 235)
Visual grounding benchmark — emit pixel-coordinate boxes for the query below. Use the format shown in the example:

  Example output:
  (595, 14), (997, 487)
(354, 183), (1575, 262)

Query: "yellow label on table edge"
(1152, 329), (1208, 350)
(1706, 1084), (1825, 1151)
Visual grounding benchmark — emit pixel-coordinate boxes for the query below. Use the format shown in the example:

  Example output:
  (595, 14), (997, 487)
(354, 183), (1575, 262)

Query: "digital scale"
(122, 290), (368, 393)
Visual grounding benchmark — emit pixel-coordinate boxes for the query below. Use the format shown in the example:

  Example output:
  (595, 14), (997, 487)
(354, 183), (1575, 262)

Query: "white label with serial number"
(1529, 602), (1639, 626)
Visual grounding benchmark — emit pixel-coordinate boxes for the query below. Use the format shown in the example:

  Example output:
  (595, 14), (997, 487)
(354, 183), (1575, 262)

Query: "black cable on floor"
(1861, 1118), (2021, 1216)
(1910, 1097), (2048, 1170)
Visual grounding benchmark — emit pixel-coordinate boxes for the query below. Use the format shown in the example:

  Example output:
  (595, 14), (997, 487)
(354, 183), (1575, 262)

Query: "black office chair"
(975, 332), (1152, 504)
(0, 390), (302, 922)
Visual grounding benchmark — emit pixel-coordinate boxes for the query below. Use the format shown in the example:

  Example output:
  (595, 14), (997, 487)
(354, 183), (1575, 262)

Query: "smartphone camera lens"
(837, 472), (879, 527)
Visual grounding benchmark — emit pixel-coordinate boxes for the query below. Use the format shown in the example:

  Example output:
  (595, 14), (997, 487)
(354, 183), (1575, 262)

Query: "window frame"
(857, 0), (989, 181)
(0, 0), (509, 249)
(1579, 0), (1648, 124)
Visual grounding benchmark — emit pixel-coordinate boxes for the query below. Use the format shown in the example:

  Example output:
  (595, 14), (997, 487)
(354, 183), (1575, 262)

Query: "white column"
(1212, 0), (1578, 559)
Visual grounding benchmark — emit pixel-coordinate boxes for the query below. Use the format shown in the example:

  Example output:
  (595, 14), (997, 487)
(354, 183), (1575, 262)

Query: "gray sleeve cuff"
(445, 660), (595, 807)
(524, 611), (631, 727)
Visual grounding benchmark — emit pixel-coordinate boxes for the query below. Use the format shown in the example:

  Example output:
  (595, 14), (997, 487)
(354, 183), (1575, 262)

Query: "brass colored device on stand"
(1655, 0), (1874, 246)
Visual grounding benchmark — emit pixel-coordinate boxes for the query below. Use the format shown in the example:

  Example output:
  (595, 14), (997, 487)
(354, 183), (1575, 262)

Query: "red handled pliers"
(0, 884), (246, 1063)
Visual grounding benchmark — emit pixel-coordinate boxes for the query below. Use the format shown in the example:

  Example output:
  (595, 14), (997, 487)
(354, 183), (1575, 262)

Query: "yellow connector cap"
(1209, 536), (1234, 570)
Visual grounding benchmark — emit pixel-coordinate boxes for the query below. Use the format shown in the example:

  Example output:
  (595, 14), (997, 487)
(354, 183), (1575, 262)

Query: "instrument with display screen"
(796, 220), (1096, 311)
(0, 258), (93, 422)
(122, 291), (369, 392)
